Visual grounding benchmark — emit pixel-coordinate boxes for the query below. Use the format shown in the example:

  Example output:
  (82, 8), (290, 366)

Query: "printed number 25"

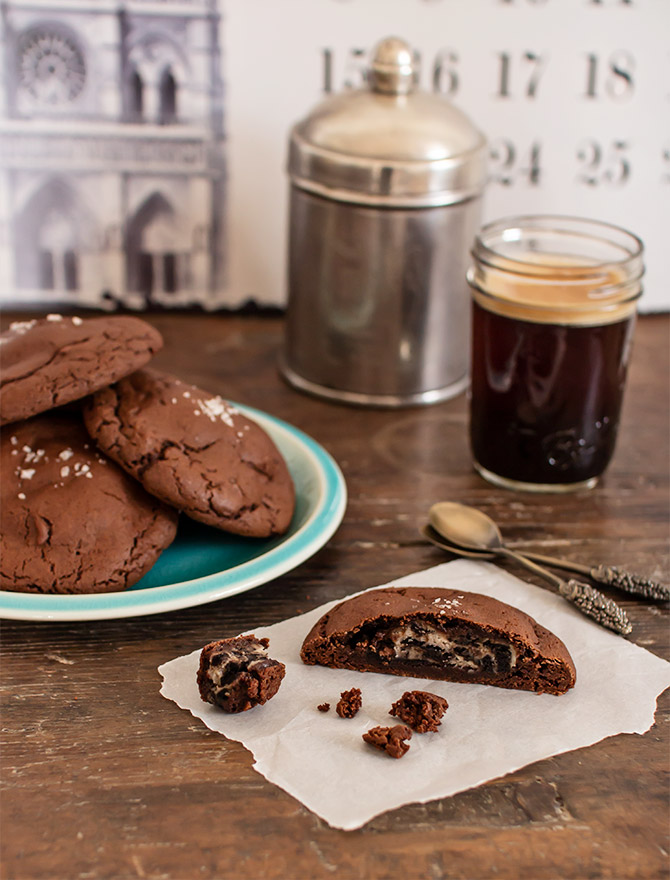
(577, 140), (630, 186)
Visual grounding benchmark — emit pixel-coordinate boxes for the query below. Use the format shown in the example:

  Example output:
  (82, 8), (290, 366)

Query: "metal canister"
(280, 37), (487, 407)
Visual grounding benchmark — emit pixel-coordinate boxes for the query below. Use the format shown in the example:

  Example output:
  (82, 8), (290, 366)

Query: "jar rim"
(473, 214), (644, 277)
(468, 215), (644, 324)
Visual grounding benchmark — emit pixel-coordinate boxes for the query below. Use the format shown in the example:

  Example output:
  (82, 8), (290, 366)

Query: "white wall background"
(225, 0), (670, 313)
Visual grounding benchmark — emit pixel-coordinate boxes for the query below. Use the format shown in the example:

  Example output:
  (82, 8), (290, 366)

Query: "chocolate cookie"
(300, 587), (576, 695)
(84, 369), (295, 537)
(0, 314), (163, 425)
(197, 635), (286, 713)
(1, 415), (178, 593)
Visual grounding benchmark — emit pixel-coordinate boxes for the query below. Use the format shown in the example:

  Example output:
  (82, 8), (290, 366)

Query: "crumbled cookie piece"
(197, 635), (285, 713)
(390, 690), (449, 733)
(336, 688), (362, 718)
(317, 703), (330, 713)
(363, 725), (412, 758)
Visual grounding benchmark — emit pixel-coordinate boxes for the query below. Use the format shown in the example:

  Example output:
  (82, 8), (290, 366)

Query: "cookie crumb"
(336, 688), (362, 718)
(390, 691), (449, 733)
(363, 725), (412, 758)
(317, 703), (330, 713)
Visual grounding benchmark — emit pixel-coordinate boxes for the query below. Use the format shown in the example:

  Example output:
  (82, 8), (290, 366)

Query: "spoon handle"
(498, 549), (632, 636)
(558, 579), (632, 636)
(514, 553), (668, 601)
(496, 547), (563, 589)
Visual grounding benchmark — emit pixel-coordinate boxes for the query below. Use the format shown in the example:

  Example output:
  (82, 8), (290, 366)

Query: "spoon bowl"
(429, 501), (505, 553)
(420, 524), (497, 560)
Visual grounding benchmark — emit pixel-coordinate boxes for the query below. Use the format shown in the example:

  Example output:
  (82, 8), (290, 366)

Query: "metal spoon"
(426, 502), (632, 636)
(428, 502), (668, 602)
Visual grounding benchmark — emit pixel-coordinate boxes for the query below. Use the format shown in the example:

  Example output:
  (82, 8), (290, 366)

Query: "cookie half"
(300, 587), (576, 695)
(83, 369), (295, 537)
(0, 314), (163, 425)
(1, 415), (178, 594)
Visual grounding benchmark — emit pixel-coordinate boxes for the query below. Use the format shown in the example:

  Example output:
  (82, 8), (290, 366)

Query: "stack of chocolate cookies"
(0, 315), (295, 595)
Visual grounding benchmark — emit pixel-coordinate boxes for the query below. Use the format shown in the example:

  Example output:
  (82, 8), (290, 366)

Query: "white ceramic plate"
(0, 405), (347, 622)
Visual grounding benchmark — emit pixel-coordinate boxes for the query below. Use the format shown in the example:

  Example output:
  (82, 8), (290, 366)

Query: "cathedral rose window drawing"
(1, 0), (225, 309)
(18, 28), (86, 105)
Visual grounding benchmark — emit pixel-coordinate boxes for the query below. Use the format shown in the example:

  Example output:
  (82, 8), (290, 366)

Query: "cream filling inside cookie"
(351, 618), (518, 675)
(205, 641), (269, 692)
(387, 621), (517, 672)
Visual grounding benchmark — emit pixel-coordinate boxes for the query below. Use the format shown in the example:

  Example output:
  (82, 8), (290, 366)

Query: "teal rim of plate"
(0, 404), (347, 622)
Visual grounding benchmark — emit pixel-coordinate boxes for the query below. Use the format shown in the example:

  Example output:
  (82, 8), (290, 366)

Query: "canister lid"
(288, 37), (487, 208)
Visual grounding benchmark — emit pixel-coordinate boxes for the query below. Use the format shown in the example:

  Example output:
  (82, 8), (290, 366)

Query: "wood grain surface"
(1, 312), (668, 880)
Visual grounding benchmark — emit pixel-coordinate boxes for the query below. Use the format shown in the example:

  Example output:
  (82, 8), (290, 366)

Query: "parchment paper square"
(159, 560), (670, 830)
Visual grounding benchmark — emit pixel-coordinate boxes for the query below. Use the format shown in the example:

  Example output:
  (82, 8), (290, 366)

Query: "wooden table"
(2, 312), (668, 880)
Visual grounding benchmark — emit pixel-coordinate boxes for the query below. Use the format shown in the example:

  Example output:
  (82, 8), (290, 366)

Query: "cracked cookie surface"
(0, 314), (163, 425)
(83, 369), (295, 537)
(1, 415), (178, 594)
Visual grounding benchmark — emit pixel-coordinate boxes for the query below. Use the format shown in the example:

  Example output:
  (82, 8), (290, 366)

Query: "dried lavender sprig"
(589, 566), (670, 602)
(497, 551), (668, 604)
(559, 579), (632, 636)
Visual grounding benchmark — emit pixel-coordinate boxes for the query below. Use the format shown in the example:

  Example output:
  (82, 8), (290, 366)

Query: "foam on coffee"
(467, 253), (642, 326)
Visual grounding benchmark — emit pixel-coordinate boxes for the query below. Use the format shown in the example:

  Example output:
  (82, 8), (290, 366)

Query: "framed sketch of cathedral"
(0, 0), (226, 310)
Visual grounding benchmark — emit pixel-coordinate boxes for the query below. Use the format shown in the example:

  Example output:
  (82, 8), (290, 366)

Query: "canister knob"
(369, 37), (416, 96)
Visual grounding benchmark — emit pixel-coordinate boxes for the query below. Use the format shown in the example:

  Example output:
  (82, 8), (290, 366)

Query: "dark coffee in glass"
(467, 217), (644, 492)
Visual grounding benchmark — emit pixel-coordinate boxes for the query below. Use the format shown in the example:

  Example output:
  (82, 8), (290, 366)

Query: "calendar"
(0, 0), (667, 312)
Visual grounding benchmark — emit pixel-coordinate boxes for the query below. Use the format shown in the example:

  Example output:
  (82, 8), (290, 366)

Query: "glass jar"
(467, 216), (644, 492)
